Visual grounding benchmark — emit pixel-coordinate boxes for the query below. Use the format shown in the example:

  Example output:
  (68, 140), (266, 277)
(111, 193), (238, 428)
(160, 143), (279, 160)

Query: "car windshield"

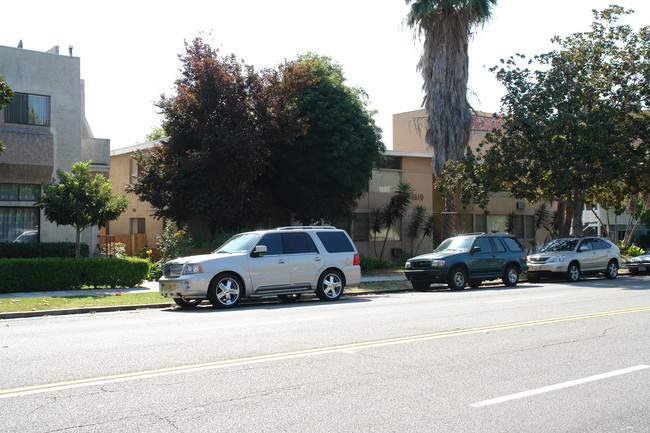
(435, 236), (473, 252)
(539, 238), (580, 252)
(213, 233), (259, 254)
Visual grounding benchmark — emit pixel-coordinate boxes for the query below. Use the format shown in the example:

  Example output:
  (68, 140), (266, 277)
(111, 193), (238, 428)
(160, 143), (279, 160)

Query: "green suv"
(404, 233), (528, 291)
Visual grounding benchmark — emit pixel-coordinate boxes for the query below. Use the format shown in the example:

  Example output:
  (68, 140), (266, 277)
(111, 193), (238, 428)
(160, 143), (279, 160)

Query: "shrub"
(98, 241), (127, 258)
(0, 242), (89, 258)
(0, 257), (150, 293)
(359, 254), (391, 271)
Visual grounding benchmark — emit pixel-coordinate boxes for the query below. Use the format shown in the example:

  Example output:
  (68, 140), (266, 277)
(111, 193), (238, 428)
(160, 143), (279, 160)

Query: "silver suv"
(527, 237), (621, 282)
(159, 226), (361, 308)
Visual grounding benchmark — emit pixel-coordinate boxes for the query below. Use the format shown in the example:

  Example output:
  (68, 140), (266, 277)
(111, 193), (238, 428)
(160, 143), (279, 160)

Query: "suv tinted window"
(257, 233), (283, 255)
(283, 232), (318, 254)
(316, 232), (355, 253)
(474, 237), (493, 253)
(491, 237), (506, 252)
(502, 237), (524, 252)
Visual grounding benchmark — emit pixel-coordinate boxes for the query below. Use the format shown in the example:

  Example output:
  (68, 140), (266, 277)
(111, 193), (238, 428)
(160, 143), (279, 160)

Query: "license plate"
(530, 265), (541, 271)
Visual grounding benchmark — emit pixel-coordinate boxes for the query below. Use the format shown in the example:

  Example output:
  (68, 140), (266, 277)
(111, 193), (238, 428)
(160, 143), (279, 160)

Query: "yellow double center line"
(2, 306), (649, 399)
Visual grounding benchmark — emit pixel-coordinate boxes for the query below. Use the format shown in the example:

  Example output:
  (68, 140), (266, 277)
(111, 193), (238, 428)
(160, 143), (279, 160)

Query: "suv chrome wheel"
(316, 270), (344, 301)
(208, 273), (242, 308)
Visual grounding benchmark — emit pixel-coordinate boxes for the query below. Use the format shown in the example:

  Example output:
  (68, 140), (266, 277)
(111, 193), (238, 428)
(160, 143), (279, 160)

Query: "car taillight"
(353, 254), (360, 266)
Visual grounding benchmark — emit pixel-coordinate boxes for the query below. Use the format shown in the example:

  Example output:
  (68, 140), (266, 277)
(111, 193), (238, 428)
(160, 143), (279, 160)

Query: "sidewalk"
(0, 280), (161, 299)
(0, 275), (409, 319)
(0, 276), (407, 300)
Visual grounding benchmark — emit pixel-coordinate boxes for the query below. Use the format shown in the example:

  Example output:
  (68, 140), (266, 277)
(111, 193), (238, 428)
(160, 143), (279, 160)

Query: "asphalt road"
(1, 275), (649, 432)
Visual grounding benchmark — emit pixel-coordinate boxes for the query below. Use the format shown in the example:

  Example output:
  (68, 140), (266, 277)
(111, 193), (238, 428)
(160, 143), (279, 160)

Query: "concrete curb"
(0, 303), (174, 320)
(0, 287), (411, 320)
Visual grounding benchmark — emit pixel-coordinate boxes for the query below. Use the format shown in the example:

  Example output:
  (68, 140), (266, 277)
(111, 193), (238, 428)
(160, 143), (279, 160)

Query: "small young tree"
(36, 161), (129, 258)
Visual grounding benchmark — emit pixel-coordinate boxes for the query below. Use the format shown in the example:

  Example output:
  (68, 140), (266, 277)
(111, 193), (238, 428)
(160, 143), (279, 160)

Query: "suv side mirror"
(252, 245), (268, 257)
(471, 246), (482, 254)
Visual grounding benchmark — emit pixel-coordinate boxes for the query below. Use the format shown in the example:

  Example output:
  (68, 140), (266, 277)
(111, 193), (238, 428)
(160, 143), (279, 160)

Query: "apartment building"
(0, 43), (109, 253)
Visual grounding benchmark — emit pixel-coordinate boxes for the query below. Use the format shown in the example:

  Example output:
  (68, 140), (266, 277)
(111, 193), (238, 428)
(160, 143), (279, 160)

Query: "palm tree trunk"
(443, 191), (456, 240)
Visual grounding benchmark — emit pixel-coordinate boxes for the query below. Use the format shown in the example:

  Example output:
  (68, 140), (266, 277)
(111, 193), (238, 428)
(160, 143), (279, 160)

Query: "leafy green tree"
(266, 53), (384, 225)
(36, 161), (129, 258)
(440, 6), (650, 237)
(129, 37), (311, 235)
(405, 0), (496, 238)
(144, 126), (166, 142)
(0, 74), (14, 153)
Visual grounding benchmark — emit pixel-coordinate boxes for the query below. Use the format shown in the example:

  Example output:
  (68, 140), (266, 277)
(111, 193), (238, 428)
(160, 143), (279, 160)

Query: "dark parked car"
(625, 254), (650, 275)
(404, 233), (528, 291)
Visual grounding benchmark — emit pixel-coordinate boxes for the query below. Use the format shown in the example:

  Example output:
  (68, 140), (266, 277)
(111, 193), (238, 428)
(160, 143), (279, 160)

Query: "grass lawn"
(0, 292), (170, 313)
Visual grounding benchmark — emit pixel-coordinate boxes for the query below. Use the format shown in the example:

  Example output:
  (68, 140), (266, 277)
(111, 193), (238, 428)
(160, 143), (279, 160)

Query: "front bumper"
(526, 261), (568, 277)
(404, 268), (449, 283)
(159, 274), (210, 299)
(625, 263), (649, 273)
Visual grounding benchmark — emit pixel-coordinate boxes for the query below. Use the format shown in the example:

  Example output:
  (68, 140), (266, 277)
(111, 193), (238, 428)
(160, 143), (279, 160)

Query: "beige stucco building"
(107, 142), (165, 255)
(108, 109), (545, 259)
(350, 109), (541, 258)
(0, 43), (109, 252)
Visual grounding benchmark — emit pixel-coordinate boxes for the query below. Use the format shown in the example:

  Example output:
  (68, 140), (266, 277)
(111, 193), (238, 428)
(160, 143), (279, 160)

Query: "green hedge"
(0, 242), (89, 258)
(359, 254), (391, 271)
(0, 257), (150, 293)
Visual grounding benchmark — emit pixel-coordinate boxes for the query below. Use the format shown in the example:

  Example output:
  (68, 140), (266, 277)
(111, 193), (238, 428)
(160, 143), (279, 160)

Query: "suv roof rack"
(276, 226), (336, 230)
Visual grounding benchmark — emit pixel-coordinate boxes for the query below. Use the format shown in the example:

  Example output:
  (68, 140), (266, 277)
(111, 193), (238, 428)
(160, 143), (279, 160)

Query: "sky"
(2, 0), (648, 150)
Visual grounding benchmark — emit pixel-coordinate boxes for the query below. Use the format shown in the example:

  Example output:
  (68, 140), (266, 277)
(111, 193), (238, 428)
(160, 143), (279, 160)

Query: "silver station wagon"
(159, 226), (361, 308)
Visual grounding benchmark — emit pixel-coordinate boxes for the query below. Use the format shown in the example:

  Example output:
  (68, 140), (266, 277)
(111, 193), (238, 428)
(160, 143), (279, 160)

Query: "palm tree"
(407, 205), (427, 255)
(379, 182), (413, 258)
(370, 208), (384, 257)
(417, 213), (438, 252)
(405, 0), (497, 238)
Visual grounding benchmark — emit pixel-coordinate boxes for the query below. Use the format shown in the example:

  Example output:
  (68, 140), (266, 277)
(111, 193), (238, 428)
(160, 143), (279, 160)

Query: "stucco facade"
(0, 44), (109, 252)
(108, 142), (164, 252)
(350, 109), (544, 258)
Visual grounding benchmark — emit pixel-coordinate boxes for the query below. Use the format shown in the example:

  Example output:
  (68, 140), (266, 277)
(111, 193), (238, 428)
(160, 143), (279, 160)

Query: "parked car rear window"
(316, 232), (355, 253)
(502, 237), (525, 252)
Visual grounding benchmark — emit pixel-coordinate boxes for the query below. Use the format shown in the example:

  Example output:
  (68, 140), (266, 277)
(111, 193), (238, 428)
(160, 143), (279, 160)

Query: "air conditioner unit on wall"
(516, 202), (525, 210)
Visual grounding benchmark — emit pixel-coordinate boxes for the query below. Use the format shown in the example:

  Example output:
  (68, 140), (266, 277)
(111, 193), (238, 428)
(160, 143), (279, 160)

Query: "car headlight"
(405, 262), (412, 269)
(430, 259), (446, 267)
(548, 256), (566, 263)
(183, 264), (203, 274)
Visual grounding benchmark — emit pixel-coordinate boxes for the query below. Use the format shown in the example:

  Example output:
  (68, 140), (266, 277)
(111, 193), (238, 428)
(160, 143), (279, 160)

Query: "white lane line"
(485, 296), (560, 304)
(470, 365), (650, 407)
